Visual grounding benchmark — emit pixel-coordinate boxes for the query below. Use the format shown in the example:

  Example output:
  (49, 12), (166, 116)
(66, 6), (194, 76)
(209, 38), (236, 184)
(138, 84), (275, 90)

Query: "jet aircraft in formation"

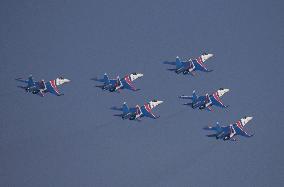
(204, 116), (254, 141)
(167, 53), (214, 76)
(179, 88), (229, 111)
(16, 51), (254, 142)
(16, 75), (70, 97)
(95, 72), (143, 92)
(116, 99), (164, 121)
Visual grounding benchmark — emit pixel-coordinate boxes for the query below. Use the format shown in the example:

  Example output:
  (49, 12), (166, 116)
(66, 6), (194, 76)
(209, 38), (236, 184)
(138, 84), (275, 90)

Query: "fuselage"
(25, 77), (70, 95)
(182, 53), (214, 74)
(214, 116), (253, 141)
(122, 100), (163, 120)
(102, 73), (143, 92)
(192, 88), (229, 110)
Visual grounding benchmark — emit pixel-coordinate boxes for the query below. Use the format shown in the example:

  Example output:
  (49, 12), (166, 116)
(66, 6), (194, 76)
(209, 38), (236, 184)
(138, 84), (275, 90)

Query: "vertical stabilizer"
(122, 102), (129, 115)
(215, 122), (221, 131)
(28, 75), (35, 87)
(104, 73), (110, 85)
(176, 56), (183, 69)
(192, 90), (198, 102)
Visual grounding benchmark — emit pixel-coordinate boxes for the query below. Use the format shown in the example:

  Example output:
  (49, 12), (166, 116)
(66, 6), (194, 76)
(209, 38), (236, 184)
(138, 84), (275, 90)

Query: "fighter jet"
(204, 116), (254, 141)
(167, 53), (214, 75)
(116, 99), (164, 121)
(179, 88), (229, 111)
(95, 72), (143, 92)
(16, 75), (70, 97)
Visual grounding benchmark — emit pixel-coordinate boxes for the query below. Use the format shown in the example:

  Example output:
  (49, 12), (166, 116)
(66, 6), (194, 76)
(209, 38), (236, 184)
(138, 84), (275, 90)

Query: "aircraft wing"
(205, 105), (213, 111)
(123, 76), (139, 91)
(238, 130), (254, 138)
(238, 131), (254, 138)
(212, 93), (228, 108)
(143, 110), (159, 119)
(46, 80), (63, 96)
(38, 90), (45, 97)
(234, 124), (254, 138)
(142, 104), (159, 119)
(194, 58), (212, 72)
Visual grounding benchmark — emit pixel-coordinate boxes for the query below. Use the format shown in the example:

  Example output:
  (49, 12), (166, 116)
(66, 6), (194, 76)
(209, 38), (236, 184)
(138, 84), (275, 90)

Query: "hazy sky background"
(0, 0), (283, 186)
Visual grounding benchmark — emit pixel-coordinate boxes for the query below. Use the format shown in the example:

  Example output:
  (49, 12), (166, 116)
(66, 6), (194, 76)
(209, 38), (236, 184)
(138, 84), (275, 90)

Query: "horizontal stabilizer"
(163, 61), (176, 65)
(17, 85), (27, 90)
(15, 78), (28, 83)
(95, 85), (105, 88)
(206, 134), (217, 137)
(179, 95), (193, 99)
(183, 102), (192, 106)
(90, 77), (105, 82)
(167, 68), (178, 71)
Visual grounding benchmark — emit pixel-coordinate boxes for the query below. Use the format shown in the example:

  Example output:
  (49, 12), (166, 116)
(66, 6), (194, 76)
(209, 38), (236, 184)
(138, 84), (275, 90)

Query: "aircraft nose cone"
(208, 54), (214, 58)
(246, 116), (253, 122)
(131, 73), (143, 79)
(224, 88), (229, 93)
(217, 88), (229, 97)
(243, 116), (253, 125)
(156, 100), (163, 105)
(202, 53), (214, 61)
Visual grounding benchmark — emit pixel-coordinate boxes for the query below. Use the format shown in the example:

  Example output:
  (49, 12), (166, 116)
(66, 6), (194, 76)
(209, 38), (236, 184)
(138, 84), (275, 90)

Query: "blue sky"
(0, 0), (283, 186)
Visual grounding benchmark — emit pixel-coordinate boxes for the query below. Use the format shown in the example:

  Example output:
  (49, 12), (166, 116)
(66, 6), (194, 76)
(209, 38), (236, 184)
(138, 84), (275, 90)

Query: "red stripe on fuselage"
(50, 80), (60, 94)
(213, 92), (224, 106)
(144, 103), (156, 118)
(196, 57), (206, 69)
(124, 75), (135, 90)
(236, 121), (244, 131)
(144, 103), (153, 113)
